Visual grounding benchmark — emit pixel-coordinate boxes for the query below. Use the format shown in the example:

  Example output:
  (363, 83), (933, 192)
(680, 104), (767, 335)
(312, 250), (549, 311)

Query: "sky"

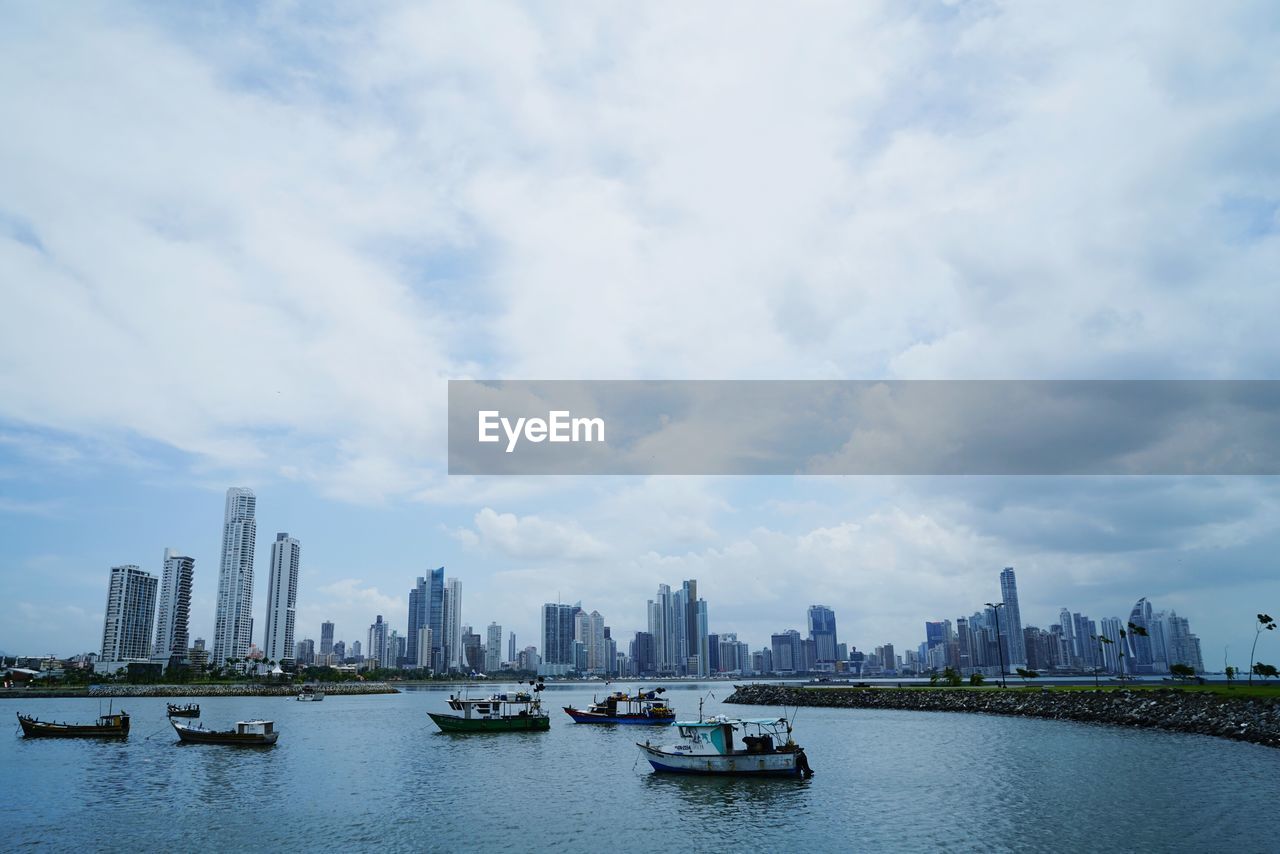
(2, 2), (1279, 668)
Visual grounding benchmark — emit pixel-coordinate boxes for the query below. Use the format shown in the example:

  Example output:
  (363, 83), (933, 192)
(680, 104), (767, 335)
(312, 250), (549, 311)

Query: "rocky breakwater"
(86, 682), (399, 698)
(725, 684), (1280, 749)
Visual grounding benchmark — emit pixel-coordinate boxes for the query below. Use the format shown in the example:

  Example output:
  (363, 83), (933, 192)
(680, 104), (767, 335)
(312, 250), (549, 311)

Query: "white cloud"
(458, 507), (608, 560)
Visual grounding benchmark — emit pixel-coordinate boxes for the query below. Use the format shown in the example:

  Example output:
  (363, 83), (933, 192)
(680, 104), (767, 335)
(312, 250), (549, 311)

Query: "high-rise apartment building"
(541, 602), (580, 670)
(486, 622), (503, 672)
(153, 549), (194, 666)
(212, 487), (257, 666)
(999, 567), (1026, 668)
(320, 621), (335, 657)
(100, 564), (158, 666)
(262, 532), (301, 667)
(444, 577), (463, 670)
(368, 615), (389, 669)
(809, 605), (838, 663)
(427, 567), (445, 670)
(408, 576), (429, 667)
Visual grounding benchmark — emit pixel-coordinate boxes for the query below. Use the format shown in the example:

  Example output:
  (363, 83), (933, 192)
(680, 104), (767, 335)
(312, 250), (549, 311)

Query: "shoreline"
(725, 684), (1280, 748)
(0, 682), (399, 699)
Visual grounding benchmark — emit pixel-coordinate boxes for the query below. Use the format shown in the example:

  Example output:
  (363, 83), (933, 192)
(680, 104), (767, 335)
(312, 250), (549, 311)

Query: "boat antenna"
(698, 690), (716, 722)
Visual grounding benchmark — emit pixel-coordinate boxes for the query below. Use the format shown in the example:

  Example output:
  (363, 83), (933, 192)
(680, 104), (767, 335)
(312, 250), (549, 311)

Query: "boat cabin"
(446, 694), (539, 720)
(671, 717), (791, 756)
(236, 720), (274, 735)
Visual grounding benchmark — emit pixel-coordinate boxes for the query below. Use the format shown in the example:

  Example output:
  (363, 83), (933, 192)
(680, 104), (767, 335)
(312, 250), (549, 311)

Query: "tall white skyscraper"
(999, 567), (1026, 668)
(213, 487), (257, 667)
(153, 549), (194, 665)
(575, 610), (606, 672)
(486, 622), (503, 672)
(444, 577), (462, 670)
(101, 564), (158, 665)
(262, 532), (301, 667)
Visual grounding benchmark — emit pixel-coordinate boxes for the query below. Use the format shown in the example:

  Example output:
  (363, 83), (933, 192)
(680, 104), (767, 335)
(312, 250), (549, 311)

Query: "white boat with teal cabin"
(636, 715), (813, 777)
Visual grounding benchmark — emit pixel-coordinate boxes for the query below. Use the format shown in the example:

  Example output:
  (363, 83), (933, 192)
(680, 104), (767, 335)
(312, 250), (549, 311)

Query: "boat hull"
(429, 712), (550, 733)
(564, 708), (675, 725)
(17, 713), (129, 738)
(637, 743), (805, 777)
(172, 721), (278, 746)
(167, 706), (200, 718)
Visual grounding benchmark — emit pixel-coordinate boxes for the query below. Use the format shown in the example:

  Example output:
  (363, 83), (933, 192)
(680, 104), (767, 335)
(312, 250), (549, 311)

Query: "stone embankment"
(725, 683), (1280, 748)
(81, 682), (398, 698)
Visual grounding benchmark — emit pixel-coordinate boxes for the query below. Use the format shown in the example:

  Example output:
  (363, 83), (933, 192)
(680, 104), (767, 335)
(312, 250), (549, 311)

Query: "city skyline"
(41, 484), (1222, 682)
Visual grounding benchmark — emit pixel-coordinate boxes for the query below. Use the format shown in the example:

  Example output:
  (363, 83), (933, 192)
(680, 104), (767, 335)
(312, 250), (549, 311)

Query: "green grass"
(804, 683), (1280, 698)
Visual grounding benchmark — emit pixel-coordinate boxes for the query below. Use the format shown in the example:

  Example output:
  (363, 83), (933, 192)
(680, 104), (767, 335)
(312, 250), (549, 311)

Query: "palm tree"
(1249, 614), (1276, 685)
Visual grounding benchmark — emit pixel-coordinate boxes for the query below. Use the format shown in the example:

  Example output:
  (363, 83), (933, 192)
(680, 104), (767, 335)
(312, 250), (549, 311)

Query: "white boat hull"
(637, 743), (804, 777)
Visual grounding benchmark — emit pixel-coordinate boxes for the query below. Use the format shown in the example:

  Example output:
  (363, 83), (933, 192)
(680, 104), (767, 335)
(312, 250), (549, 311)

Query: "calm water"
(4, 682), (1278, 853)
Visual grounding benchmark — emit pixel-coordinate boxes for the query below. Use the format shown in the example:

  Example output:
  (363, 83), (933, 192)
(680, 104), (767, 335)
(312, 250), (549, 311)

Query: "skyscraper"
(575, 610), (607, 673)
(368, 615), (389, 669)
(808, 605), (838, 663)
(408, 576), (428, 667)
(213, 487), (257, 666)
(153, 549), (194, 666)
(101, 564), (158, 665)
(486, 622), (503, 672)
(262, 532), (301, 668)
(1127, 598), (1156, 673)
(427, 567), (445, 671)
(320, 621), (335, 657)
(444, 577), (463, 670)
(648, 584), (674, 674)
(682, 579), (699, 675)
(508, 631), (516, 665)
(999, 567), (1026, 668)
(541, 602), (580, 669)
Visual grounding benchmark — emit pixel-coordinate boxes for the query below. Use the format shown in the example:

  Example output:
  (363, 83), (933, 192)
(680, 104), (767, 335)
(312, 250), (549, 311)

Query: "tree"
(1253, 662), (1278, 681)
(1093, 634), (1116, 687)
(1169, 663), (1195, 680)
(1015, 668), (1039, 685)
(1225, 665), (1236, 687)
(969, 672), (985, 686)
(1249, 614), (1276, 685)
(941, 667), (962, 687)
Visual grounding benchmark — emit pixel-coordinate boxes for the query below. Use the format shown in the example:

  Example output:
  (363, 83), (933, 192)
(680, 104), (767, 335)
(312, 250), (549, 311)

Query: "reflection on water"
(3, 684), (1278, 852)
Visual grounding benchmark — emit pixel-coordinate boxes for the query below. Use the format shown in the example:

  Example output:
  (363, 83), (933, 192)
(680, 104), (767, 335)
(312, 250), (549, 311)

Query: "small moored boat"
(429, 682), (549, 733)
(564, 687), (676, 725)
(17, 711), (130, 738)
(296, 685), (325, 702)
(171, 718), (279, 746)
(637, 715), (813, 777)
(167, 703), (200, 717)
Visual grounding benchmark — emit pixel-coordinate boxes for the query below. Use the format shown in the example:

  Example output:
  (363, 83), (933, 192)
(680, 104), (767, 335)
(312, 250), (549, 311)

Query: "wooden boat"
(637, 715), (813, 777)
(17, 710), (130, 738)
(296, 685), (325, 702)
(564, 687), (676, 725)
(167, 703), (201, 717)
(171, 718), (278, 746)
(429, 684), (549, 733)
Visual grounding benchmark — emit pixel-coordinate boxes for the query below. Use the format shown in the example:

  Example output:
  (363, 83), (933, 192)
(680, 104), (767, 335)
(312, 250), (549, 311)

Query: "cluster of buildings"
(39, 487), (1213, 681)
(91, 487), (302, 676)
(896, 568), (1208, 678)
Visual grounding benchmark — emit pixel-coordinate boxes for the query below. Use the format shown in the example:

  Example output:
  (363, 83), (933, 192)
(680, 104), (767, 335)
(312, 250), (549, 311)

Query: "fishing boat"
(17, 710), (130, 738)
(563, 687), (676, 724)
(171, 718), (279, 746)
(296, 685), (325, 702)
(429, 684), (550, 733)
(637, 715), (813, 777)
(167, 703), (201, 717)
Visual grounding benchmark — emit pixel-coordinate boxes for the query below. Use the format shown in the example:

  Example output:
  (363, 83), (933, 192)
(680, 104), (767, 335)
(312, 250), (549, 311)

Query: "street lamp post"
(986, 601), (1007, 688)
